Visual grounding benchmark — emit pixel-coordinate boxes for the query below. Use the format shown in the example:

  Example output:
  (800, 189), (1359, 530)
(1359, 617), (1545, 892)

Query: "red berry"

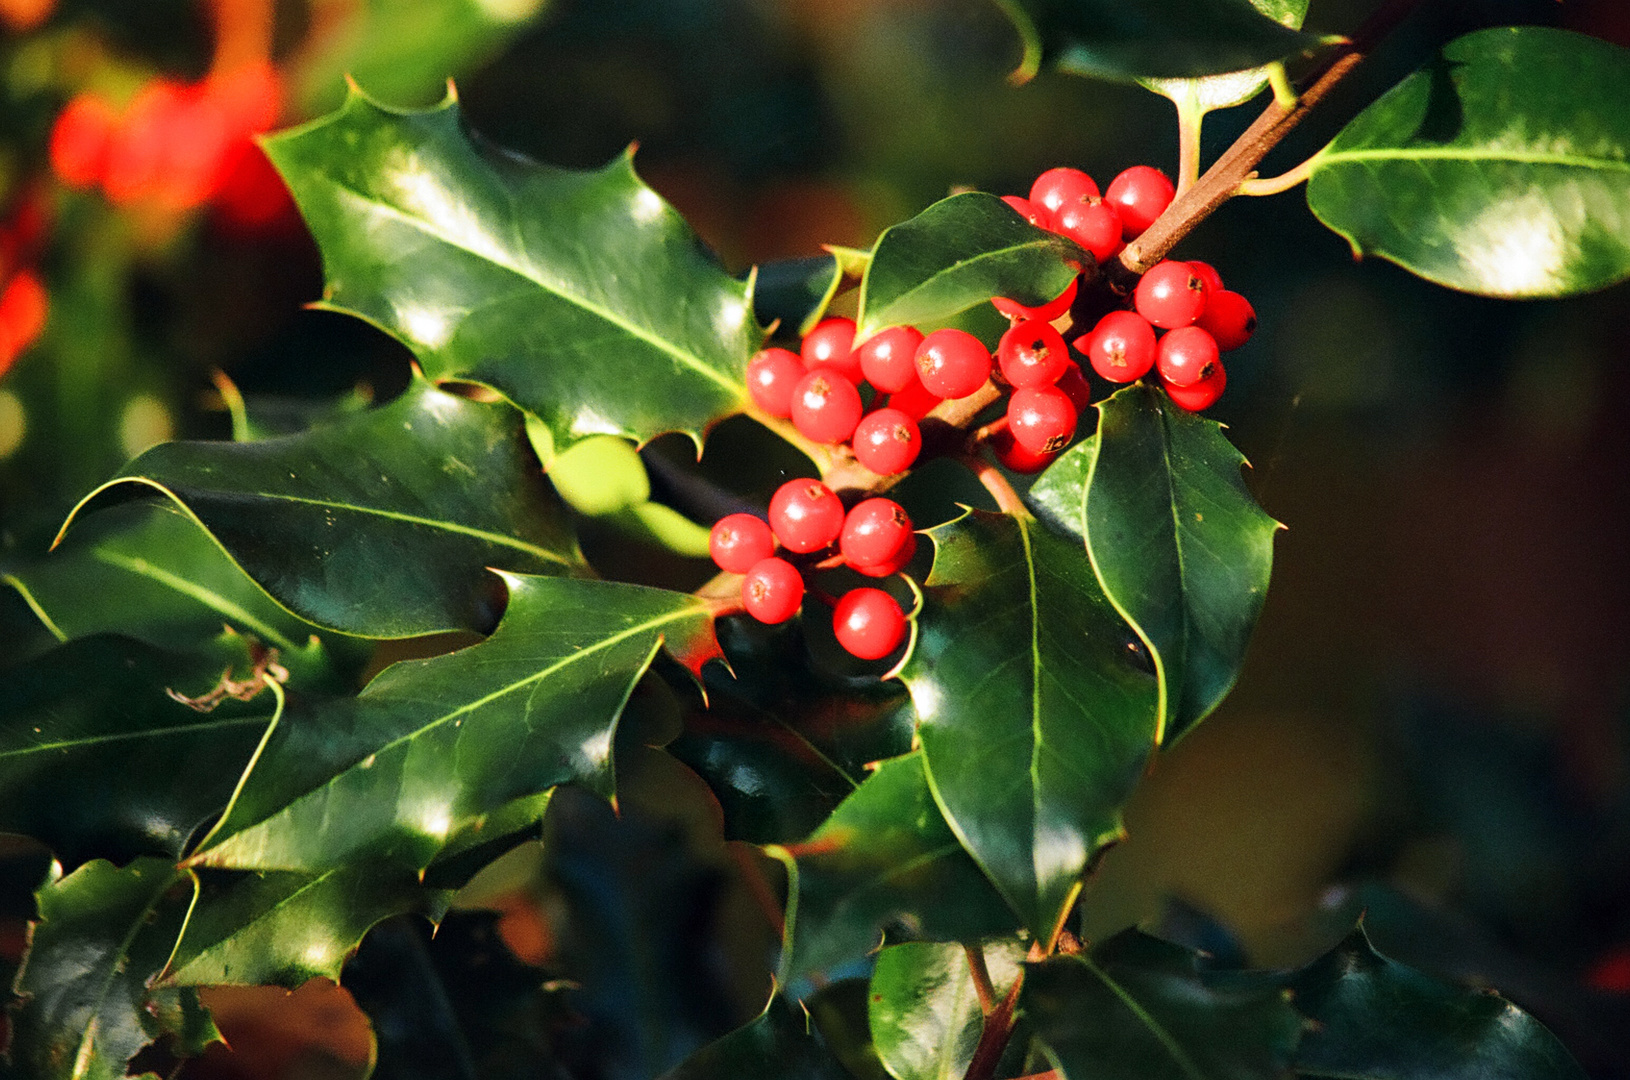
(1187, 260), (1224, 295)
(103, 79), (187, 204)
(1078, 310), (1156, 383)
(769, 479), (844, 553)
(840, 498), (913, 568)
(990, 427), (1058, 474)
(1055, 361), (1093, 413)
(742, 557), (804, 624)
(1156, 326), (1221, 388)
(790, 369), (863, 444)
(915, 329), (991, 399)
(709, 513), (775, 573)
(1196, 289), (1257, 351)
(0, 270), (50, 356)
(801, 317), (860, 382)
(851, 532), (917, 578)
(1134, 260), (1209, 329)
(856, 325), (924, 392)
(1028, 167), (1099, 222)
(992, 277), (1077, 323)
(851, 408), (922, 475)
(887, 378), (943, 421)
(1105, 166), (1175, 239)
(833, 587), (907, 660)
(1001, 194), (1048, 229)
(746, 347), (806, 417)
(998, 319), (1069, 389)
(1053, 199), (1123, 264)
(1008, 385), (1078, 455)
(49, 94), (118, 189)
(1163, 361), (1226, 412)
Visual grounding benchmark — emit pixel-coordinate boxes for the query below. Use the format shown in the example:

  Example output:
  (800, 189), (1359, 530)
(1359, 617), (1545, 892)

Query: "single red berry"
(1105, 166), (1175, 239)
(709, 513), (775, 573)
(852, 531), (917, 578)
(747, 347), (807, 417)
(1028, 167), (1099, 222)
(790, 368), (863, 444)
(1078, 310), (1156, 383)
(1134, 260), (1209, 329)
(990, 427), (1058, 474)
(851, 408), (922, 475)
(1197, 289), (1257, 351)
(801, 316), (860, 382)
(769, 478), (844, 553)
(1056, 361), (1093, 413)
(1008, 385), (1078, 455)
(1001, 194), (1049, 229)
(833, 587), (907, 660)
(998, 319), (1070, 389)
(742, 557), (804, 623)
(915, 329), (991, 399)
(1053, 199), (1123, 264)
(1156, 325), (1221, 387)
(992, 277), (1077, 323)
(840, 498), (914, 569)
(887, 378), (943, 421)
(1163, 360), (1226, 411)
(856, 325), (925, 392)
(1187, 260), (1224, 295)
(0, 270), (50, 357)
(49, 94), (118, 189)
(102, 79), (188, 204)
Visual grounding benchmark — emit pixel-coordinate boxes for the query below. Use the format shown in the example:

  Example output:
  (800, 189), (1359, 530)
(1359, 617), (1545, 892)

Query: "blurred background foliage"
(2, 0), (1629, 1077)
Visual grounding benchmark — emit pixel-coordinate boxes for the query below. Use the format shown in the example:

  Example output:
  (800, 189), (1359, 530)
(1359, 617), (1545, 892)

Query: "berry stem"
(1235, 149), (1323, 197)
(1174, 95), (1205, 198)
(960, 451), (1030, 520)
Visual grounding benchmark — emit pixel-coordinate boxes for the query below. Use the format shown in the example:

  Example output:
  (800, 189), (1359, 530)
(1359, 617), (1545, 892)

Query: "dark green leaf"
(657, 995), (849, 1080)
(1034, 384), (1280, 743)
(855, 193), (1085, 340)
(7, 859), (217, 1080)
(752, 255), (847, 339)
(61, 378), (581, 639)
(902, 509), (1159, 935)
(868, 940), (1024, 1080)
(1024, 930), (1301, 1080)
(1307, 27), (1630, 298)
(266, 89), (758, 453)
(188, 574), (719, 873)
(1138, 0), (1311, 112)
(1289, 928), (1587, 1080)
(0, 635), (272, 866)
(769, 753), (1017, 983)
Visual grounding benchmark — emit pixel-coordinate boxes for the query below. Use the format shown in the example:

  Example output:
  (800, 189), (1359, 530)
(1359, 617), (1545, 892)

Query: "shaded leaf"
(657, 995), (849, 1080)
(902, 509), (1158, 935)
(855, 193), (1084, 340)
(868, 939), (1024, 1080)
(62, 378), (581, 639)
(188, 574), (718, 874)
(1024, 930), (1300, 1080)
(267, 89), (758, 453)
(1138, 0), (1311, 112)
(1308, 27), (1630, 297)
(753, 255), (846, 339)
(6, 859), (216, 1080)
(769, 753), (1017, 984)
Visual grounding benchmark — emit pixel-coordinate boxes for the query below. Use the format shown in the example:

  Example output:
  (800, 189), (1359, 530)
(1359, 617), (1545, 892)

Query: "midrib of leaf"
(331, 183), (742, 396)
(936, 963), (980, 1080)
(1082, 957), (1207, 1080)
(88, 549), (297, 650)
(1019, 513), (1046, 894)
(859, 238), (1067, 331)
(1317, 147), (1630, 171)
(168, 864), (341, 977)
(1, 573), (68, 641)
(0, 714), (271, 759)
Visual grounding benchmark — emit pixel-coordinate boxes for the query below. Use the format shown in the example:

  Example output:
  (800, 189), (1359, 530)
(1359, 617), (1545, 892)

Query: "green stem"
(1236, 148), (1324, 197)
(1174, 95), (1205, 198)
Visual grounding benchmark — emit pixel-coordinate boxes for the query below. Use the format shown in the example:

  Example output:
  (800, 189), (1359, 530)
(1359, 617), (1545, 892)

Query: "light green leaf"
(1138, 0), (1310, 112)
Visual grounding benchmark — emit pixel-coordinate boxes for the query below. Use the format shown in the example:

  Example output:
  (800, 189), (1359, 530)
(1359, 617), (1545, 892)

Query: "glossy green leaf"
(657, 995), (849, 1080)
(997, 0), (1324, 84)
(902, 510), (1159, 935)
(1308, 28), (1630, 298)
(1034, 384), (1280, 743)
(61, 379), (581, 639)
(1138, 0), (1310, 113)
(769, 753), (1018, 983)
(266, 89), (758, 452)
(163, 864), (451, 987)
(188, 574), (718, 873)
(753, 255), (846, 338)
(7, 859), (216, 1080)
(855, 193), (1085, 340)
(868, 940), (1024, 1080)
(0, 635), (273, 866)
(1024, 930), (1301, 1080)
(1289, 928), (1587, 1080)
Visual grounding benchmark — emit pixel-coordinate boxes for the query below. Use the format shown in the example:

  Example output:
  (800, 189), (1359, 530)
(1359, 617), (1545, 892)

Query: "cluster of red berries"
(709, 482), (914, 661)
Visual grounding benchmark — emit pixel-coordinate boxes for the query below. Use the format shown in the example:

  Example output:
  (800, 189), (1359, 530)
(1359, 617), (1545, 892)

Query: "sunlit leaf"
(869, 939), (1024, 1080)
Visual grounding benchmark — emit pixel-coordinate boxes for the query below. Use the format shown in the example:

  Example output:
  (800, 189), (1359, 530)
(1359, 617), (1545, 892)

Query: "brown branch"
(965, 944), (998, 1015)
(965, 966), (1025, 1080)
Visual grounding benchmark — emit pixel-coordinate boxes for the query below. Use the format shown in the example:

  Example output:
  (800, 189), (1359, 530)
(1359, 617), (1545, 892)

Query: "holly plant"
(2, 0), (1628, 1078)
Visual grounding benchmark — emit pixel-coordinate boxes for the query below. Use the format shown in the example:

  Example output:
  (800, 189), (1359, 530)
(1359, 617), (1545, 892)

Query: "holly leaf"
(868, 939), (1025, 1080)
(768, 753), (1018, 984)
(0, 634), (274, 867)
(266, 88), (758, 454)
(1288, 928), (1587, 1080)
(902, 510), (1159, 935)
(1023, 930), (1301, 1080)
(657, 995), (849, 1080)
(1307, 27), (1630, 298)
(1032, 383), (1280, 743)
(60, 378), (582, 639)
(1138, 0), (1311, 113)
(855, 193), (1085, 340)
(5, 859), (217, 1080)
(753, 254), (847, 339)
(187, 574), (719, 874)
